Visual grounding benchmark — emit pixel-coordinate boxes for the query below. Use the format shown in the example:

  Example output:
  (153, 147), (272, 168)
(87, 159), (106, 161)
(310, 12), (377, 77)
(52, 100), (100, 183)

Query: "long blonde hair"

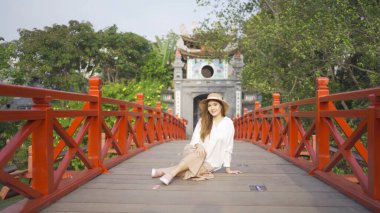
(199, 100), (226, 142)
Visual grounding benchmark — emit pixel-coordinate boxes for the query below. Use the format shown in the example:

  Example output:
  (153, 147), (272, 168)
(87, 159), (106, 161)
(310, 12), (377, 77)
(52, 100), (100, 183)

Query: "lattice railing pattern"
(234, 77), (380, 212)
(0, 76), (187, 212)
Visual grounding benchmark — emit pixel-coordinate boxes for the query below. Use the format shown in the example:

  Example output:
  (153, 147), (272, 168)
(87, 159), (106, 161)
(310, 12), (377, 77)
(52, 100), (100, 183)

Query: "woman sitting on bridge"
(151, 93), (241, 185)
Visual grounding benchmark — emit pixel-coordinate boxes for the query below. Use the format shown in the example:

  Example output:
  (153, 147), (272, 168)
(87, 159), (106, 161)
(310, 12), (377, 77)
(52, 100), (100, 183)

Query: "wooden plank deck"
(43, 141), (370, 213)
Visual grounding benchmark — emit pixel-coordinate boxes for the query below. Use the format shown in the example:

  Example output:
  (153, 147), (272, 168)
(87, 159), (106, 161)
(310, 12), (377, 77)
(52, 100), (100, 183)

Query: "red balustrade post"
(180, 118), (184, 139)
(183, 119), (187, 139)
(240, 113), (244, 139)
(173, 118), (177, 139)
(288, 105), (298, 157)
(88, 76), (102, 167)
(135, 93), (145, 148)
(147, 108), (155, 144)
(243, 108), (248, 140)
(176, 117), (180, 139)
(179, 118), (184, 139)
(237, 114), (242, 139)
(235, 113), (240, 139)
(241, 114), (245, 139)
(261, 110), (268, 145)
(253, 101), (260, 143)
(271, 93), (281, 150)
(163, 112), (169, 139)
(179, 118), (186, 139)
(368, 94), (380, 199)
(182, 118), (187, 139)
(173, 115), (177, 139)
(247, 112), (253, 140)
(240, 112), (243, 140)
(173, 114), (178, 139)
(168, 108), (173, 139)
(176, 114), (181, 139)
(233, 117), (237, 139)
(170, 116), (175, 139)
(315, 77), (330, 169)
(31, 96), (54, 195)
(155, 102), (164, 143)
(118, 104), (127, 154)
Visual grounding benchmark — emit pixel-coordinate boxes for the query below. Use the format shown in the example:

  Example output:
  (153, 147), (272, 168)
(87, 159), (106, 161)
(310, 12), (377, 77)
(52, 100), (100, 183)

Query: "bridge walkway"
(43, 141), (369, 213)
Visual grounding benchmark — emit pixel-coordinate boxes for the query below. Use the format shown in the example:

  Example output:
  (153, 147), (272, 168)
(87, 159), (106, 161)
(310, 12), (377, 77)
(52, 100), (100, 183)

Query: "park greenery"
(196, 0), (380, 104)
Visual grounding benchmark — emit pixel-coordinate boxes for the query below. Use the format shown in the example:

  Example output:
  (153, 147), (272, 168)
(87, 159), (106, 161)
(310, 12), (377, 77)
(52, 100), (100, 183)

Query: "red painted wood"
(0, 76), (187, 212)
(315, 77), (331, 170)
(233, 77), (380, 212)
(31, 96), (54, 195)
(135, 93), (145, 148)
(271, 93), (280, 150)
(88, 76), (102, 167)
(368, 94), (380, 200)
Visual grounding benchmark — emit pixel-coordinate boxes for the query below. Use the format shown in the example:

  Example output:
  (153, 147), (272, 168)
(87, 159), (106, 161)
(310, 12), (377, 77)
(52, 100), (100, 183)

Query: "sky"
(0, 0), (212, 42)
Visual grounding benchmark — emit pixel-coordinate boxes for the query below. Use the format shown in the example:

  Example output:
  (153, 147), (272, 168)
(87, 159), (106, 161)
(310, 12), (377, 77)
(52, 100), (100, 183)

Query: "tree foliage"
(197, 0), (380, 102)
(15, 21), (96, 90)
(140, 32), (179, 87)
(97, 25), (151, 83)
(102, 79), (167, 109)
(8, 21), (152, 91)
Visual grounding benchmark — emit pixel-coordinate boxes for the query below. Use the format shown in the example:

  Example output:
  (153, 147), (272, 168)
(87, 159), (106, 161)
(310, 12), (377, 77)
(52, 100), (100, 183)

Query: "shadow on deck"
(43, 141), (370, 213)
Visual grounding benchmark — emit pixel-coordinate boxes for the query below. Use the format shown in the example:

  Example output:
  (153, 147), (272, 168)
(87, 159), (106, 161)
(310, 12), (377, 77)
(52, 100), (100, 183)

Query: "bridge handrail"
(320, 86), (380, 102)
(234, 77), (380, 212)
(0, 83), (97, 102)
(0, 76), (187, 212)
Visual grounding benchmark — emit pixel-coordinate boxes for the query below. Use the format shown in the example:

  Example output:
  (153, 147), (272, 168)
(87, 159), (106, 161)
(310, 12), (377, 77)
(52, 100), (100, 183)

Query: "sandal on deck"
(151, 168), (164, 178)
(160, 174), (174, 185)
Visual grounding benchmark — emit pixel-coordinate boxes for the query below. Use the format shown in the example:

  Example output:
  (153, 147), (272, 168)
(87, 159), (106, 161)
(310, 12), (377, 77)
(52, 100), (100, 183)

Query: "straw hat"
(199, 93), (230, 112)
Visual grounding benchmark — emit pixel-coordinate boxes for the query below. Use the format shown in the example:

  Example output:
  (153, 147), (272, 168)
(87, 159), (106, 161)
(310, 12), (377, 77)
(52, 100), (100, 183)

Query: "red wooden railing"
(0, 76), (187, 212)
(234, 77), (380, 212)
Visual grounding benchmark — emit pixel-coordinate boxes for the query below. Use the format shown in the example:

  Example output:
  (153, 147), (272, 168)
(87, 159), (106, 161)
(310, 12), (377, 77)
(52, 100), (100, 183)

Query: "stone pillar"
(235, 85), (242, 117)
(231, 50), (243, 117)
(173, 49), (184, 117)
(173, 49), (184, 80)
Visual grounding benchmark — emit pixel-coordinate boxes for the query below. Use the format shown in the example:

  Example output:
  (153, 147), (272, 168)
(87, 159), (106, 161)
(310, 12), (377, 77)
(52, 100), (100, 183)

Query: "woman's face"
(207, 100), (222, 117)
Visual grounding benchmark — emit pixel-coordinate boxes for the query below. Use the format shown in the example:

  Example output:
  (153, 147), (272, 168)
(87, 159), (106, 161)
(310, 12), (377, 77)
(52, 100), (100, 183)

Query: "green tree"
(197, 0), (380, 102)
(0, 40), (21, 83)
(12, 21), (153, 89)
(0, 38), (12, 70)
(140, 32), (179, 87)
(102, 79), (167, 108)
(69, 20), (102, 83)
(98, 25), (151, 83)
(16, 21), (98, 91)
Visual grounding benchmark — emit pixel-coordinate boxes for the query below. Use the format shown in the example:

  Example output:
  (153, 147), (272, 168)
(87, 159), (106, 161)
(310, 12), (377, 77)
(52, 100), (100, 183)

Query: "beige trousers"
(159, 145), (215, 181)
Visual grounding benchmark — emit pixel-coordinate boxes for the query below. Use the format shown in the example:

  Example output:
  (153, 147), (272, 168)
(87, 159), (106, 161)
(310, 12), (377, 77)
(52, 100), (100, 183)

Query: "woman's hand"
(225, 167), (242, 174)
(195, 144), (206, 158)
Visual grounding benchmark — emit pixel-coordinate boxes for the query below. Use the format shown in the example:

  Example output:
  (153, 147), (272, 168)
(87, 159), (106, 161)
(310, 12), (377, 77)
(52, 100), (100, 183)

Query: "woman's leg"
(168, 161), (189, 177)
(154, 161), (189, 179)
(160, 150), (206, 185)
(151, 166), (176, 178)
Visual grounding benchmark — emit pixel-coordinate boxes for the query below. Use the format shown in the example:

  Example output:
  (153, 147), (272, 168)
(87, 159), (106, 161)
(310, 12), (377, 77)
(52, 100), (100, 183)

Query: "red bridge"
(0, 77), (379, 212)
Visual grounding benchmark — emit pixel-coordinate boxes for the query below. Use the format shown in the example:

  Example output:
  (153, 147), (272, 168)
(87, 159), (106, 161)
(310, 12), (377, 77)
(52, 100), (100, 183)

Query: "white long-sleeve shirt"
(189, 117), (235, 169)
